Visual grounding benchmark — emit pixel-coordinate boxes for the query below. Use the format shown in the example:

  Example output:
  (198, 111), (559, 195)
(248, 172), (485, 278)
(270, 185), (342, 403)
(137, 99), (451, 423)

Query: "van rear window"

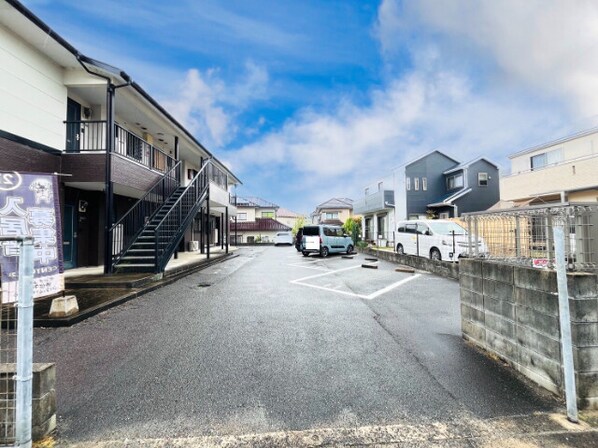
(303, 226), (320, 236)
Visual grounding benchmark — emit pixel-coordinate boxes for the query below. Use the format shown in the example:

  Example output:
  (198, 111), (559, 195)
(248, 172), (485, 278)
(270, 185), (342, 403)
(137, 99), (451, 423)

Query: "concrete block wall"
(460, 259), (598, 409)
(0, 363), (56, 442)
(358, 247), (459, 280)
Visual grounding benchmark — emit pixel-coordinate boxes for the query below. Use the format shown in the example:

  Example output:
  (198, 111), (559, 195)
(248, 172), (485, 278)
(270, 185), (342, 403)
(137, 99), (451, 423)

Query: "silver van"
(301, 225), (354, 257)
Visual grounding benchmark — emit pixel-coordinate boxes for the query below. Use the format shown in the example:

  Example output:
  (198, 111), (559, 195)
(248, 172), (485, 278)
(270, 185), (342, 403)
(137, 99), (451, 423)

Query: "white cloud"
(377, 0), (598, 118)
(162, 62), (269, 148)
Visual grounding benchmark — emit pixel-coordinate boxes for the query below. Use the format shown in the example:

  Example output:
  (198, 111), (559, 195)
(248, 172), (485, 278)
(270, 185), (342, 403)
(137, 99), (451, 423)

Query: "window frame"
(478, 172), (488, 187)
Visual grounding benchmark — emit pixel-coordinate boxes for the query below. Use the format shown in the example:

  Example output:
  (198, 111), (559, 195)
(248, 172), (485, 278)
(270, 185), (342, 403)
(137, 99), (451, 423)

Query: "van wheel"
(346, 245), (354, 255)
(302, 251), (309, 257)
(320, 247), (329, 258)
(396, 244), (404, 255)
(430, 248), (441, 261)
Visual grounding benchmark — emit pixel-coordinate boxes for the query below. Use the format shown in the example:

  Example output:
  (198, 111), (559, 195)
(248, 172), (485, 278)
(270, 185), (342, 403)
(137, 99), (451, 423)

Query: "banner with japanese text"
(0, 171), (64, 303)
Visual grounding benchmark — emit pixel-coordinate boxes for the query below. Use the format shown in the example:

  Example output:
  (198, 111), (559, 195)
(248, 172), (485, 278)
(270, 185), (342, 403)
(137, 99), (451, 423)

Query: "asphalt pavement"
(34, 246), (598, 447)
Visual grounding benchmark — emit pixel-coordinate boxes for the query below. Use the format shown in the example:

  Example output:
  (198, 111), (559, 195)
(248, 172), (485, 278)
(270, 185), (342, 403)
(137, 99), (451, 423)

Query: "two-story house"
(310, 198), (353, 225)
(501, 127), (598, 205)
(354, 151), (500, 243)
(0, 0), (240, 275)
(230, 196), (290, 244)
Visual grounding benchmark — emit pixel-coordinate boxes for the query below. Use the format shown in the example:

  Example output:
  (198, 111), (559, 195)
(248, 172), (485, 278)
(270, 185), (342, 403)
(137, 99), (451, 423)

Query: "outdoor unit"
(188, 241), (199, 251)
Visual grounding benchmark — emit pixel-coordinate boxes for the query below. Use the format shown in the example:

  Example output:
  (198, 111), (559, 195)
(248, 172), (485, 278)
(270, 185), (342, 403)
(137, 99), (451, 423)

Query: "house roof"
(231, 218), (291, 232)
(427, 188), (472, 207)
(277, 207), (302, 218)
(509, 126), (598, 159)
(443, 157), (499, 175)
(234, 196), (279, 208)
(316, 197), (353, 210)
(2, 0), (241, 185)
(403, 150), (460, 169)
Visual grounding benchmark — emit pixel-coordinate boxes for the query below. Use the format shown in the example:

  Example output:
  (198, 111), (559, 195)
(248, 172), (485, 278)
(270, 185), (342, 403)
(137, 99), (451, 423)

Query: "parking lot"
(35, 245), (570, 445)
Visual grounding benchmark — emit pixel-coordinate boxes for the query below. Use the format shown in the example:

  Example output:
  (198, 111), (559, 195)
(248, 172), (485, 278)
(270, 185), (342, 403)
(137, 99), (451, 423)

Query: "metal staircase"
(110, 160), (211, 273)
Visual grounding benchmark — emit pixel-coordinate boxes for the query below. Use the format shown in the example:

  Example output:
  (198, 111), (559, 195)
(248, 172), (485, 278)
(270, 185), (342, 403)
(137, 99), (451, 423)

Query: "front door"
(66, 98), (81, 152)
(63, 204), (77, 269)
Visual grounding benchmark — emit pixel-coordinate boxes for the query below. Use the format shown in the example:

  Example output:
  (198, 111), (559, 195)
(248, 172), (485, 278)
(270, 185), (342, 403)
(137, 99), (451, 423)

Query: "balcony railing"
(354, 190), (395, 214)
(65, 120), (176, 174)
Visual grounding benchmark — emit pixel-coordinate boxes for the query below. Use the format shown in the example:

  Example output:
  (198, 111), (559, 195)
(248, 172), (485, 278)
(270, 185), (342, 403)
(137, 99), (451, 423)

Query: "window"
(530, 148), (563, 171)
(447, 173), (464, 190)
(406, 177), (411, 191)
(262, 211), (274, 218)
(414, 178), (419, 191)
(478, 172), (488, 186)
(422, 177), (427, 191)
(237, 213), (247, 221)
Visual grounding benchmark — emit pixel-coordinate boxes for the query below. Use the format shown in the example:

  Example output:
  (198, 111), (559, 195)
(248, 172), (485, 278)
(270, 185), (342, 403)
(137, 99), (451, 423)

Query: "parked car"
(395, 219), (485, 261)
(301, 225), (354, 257)
(274, 231), (293, 246)
(295, 227), (303, 252)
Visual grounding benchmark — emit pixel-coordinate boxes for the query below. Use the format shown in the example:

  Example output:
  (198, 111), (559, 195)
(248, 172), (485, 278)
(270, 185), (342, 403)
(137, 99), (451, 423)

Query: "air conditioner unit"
(188, 241), (199, 251)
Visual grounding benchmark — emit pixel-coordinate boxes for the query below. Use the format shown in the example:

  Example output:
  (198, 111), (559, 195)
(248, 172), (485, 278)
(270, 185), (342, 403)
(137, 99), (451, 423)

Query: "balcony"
(353, 190), (395, 215)
(65, 121), (176, 174)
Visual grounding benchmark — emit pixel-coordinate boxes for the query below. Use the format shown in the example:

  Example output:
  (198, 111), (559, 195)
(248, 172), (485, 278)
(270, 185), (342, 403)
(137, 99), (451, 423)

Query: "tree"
(292, 216), (306, 236)
(342, 216), (362, 242)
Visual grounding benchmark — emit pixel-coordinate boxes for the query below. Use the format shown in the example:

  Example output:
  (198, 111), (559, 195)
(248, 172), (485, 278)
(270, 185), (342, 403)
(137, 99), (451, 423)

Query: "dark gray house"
(354, 151), (500, 244)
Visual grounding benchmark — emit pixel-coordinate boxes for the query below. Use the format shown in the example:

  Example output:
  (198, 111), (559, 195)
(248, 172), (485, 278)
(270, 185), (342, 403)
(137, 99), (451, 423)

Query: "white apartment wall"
(0, 25), (67, 149)
(501, 154), (598, 201)
(394, 169), (407, 221)
(511, 132), (598, 174)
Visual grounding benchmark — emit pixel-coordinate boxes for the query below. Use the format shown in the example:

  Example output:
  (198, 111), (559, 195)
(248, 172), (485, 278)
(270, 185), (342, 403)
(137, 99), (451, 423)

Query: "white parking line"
(287, 263), (327, 271)
(291, 265), (363, 283)
(290, 263), (421, 300)
(363, 274), (420, 299)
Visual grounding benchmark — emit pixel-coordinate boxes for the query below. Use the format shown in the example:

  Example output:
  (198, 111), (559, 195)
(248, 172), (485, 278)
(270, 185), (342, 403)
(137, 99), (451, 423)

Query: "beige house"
(311, 198), (353, 225)
(276, 207), (306, 230)
(501, 127), (598, 205)
(230, 197), (290, 243)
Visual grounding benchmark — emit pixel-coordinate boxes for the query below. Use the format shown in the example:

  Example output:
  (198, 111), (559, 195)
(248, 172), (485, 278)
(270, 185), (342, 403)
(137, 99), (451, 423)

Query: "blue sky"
(23, 0), (598, 214)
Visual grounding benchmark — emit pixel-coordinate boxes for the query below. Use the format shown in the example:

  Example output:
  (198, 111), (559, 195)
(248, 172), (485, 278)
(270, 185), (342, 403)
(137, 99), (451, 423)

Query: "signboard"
(532, 258), (550, 269)
(0, 172), (64, 303)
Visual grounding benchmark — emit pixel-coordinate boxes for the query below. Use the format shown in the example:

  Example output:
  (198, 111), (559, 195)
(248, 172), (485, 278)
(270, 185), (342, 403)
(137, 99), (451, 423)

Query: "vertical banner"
(0, 171), (64, 303)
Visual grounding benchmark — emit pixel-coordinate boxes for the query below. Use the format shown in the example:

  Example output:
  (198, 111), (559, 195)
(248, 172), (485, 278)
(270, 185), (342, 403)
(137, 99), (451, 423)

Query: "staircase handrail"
(153, 160), (212, 271)
(109, 160), (182, 268)
(110, 160), (182, 232)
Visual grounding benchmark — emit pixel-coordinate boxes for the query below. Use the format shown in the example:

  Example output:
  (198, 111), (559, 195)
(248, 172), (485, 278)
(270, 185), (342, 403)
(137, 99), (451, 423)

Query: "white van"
(395, 219), (485, 261)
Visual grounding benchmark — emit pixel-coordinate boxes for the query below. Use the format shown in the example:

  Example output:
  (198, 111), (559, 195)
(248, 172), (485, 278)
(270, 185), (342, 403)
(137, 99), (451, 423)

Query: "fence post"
(553, 222), (578, 423)
(16, 237), (34, 448)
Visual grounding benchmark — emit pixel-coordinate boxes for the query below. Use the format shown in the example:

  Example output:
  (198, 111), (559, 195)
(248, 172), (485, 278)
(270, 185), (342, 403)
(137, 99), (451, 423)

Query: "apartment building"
(0, 0), (240, 277)
(501, 127), (598, 205)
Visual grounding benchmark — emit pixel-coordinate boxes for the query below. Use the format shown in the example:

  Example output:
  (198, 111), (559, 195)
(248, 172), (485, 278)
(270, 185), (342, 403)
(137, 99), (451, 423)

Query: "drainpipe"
(103, 83), (115, 274)
(174, 136), (180, 183)
(225, 206), (229, 254)
(76, 56), (131, 274)
(206, 189), (210, 259)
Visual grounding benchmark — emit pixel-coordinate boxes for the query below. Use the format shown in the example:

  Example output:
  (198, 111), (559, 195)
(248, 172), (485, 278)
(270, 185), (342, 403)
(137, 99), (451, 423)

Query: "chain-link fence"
(462, 203), (598, 272)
